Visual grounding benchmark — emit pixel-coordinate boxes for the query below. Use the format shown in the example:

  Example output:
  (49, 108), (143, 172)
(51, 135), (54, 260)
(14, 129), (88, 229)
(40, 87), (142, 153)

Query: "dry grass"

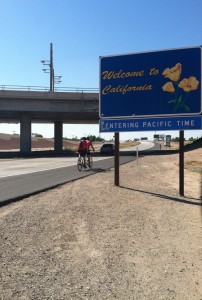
(0, 133), (139, 152)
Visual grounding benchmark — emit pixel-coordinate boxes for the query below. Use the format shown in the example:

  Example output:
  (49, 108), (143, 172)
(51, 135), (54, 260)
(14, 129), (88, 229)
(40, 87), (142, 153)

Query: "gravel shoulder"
(0, 149), (201, 300)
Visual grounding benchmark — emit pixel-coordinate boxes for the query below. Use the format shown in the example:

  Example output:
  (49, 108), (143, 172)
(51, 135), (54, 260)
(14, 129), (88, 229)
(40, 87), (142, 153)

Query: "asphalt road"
(0, 141), (155, 206)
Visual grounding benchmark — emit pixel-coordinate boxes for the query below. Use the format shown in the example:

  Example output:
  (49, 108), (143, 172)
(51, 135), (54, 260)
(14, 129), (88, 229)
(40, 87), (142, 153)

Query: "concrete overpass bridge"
(0, 86), (99, 154)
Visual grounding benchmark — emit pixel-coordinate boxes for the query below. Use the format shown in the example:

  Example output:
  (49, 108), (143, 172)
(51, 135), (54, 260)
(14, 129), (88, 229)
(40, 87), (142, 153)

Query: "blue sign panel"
(99, 47), (202, 118)
(99, 116), (202, 132)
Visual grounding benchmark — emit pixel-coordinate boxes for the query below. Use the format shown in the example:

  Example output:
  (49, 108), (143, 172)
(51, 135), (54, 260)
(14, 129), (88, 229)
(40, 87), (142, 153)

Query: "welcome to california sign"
(99, 47), (201, 118)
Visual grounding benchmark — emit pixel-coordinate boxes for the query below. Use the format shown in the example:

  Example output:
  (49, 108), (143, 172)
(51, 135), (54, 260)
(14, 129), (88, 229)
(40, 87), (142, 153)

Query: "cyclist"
(86, 138), (95, 164)
(77, 137), (88, 167)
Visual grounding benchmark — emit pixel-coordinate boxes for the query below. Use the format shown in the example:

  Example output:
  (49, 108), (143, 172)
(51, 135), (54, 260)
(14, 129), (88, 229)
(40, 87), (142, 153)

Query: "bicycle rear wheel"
(77, 158), (83, 172)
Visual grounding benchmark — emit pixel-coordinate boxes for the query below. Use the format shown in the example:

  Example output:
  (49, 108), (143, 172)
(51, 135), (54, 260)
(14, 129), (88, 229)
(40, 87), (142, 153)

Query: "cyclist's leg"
(83, 150), (87, 167)
(77, 152), (83, 171)
(87, 151), (90, 163)
(78, 151), (82, 162)
(87, 151), (93, 168)
(88, 155), (93, 169)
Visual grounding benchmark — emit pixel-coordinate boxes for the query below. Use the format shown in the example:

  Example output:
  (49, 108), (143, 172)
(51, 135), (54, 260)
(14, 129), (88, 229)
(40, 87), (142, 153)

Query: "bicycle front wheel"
(77, 158), (83, 172)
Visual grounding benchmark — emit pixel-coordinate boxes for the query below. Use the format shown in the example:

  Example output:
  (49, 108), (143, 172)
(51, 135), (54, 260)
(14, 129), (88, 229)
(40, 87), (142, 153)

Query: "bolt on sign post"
(99, 46), (202, 195)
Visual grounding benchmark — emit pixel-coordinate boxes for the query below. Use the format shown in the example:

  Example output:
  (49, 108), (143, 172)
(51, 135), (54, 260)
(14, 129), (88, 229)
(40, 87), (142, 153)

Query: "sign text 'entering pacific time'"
(100, 116), (202, 133)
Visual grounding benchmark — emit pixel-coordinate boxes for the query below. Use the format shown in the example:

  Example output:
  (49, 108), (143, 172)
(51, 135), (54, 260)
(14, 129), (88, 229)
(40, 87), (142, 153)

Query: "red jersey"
(86, 140), (92, 150)
(78, 139), (87, 151)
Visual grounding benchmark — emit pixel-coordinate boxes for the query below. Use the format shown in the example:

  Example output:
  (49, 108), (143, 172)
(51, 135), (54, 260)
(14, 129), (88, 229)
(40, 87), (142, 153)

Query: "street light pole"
(53, 68), (54, 92)
(41, 43), (62, 92)
(50, 43), (53, 92)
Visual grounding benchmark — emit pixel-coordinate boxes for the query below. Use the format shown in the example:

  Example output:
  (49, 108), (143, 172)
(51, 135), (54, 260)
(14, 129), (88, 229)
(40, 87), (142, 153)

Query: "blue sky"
(0, 0), (201, 140)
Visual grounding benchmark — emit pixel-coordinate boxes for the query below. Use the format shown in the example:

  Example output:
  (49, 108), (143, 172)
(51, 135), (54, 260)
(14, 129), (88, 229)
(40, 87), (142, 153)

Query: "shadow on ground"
(119, 185), (202, 206)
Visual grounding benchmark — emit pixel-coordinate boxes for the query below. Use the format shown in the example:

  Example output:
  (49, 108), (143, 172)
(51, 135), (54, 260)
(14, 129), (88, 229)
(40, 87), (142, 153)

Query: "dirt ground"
(0, 148), (201, 299)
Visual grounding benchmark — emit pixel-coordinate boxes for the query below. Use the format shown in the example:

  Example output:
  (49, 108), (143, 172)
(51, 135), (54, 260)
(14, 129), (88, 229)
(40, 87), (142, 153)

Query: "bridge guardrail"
(0, 85), (99, 93)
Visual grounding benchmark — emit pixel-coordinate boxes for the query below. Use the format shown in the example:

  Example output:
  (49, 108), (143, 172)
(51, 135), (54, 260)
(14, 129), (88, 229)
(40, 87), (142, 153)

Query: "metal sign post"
(114, 132), (120, 186)
(179, 130), (184, 196)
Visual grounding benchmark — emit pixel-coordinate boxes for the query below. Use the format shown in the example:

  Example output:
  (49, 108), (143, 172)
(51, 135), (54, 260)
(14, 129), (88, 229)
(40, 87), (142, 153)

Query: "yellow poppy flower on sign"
(162, 63), (182, 82)
(162, 62), (199, 113)
(162, 82), (175, 93)
(178, 76), (199, 92)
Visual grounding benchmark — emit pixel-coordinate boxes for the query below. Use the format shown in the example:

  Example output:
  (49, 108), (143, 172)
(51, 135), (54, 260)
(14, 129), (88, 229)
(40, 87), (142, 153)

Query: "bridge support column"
(54, 121), (63, 153)
(20, 115), (31, 154)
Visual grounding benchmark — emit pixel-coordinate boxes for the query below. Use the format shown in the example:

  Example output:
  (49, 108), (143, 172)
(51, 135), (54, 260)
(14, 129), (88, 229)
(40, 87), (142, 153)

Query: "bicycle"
(77, 153), (93, 171)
